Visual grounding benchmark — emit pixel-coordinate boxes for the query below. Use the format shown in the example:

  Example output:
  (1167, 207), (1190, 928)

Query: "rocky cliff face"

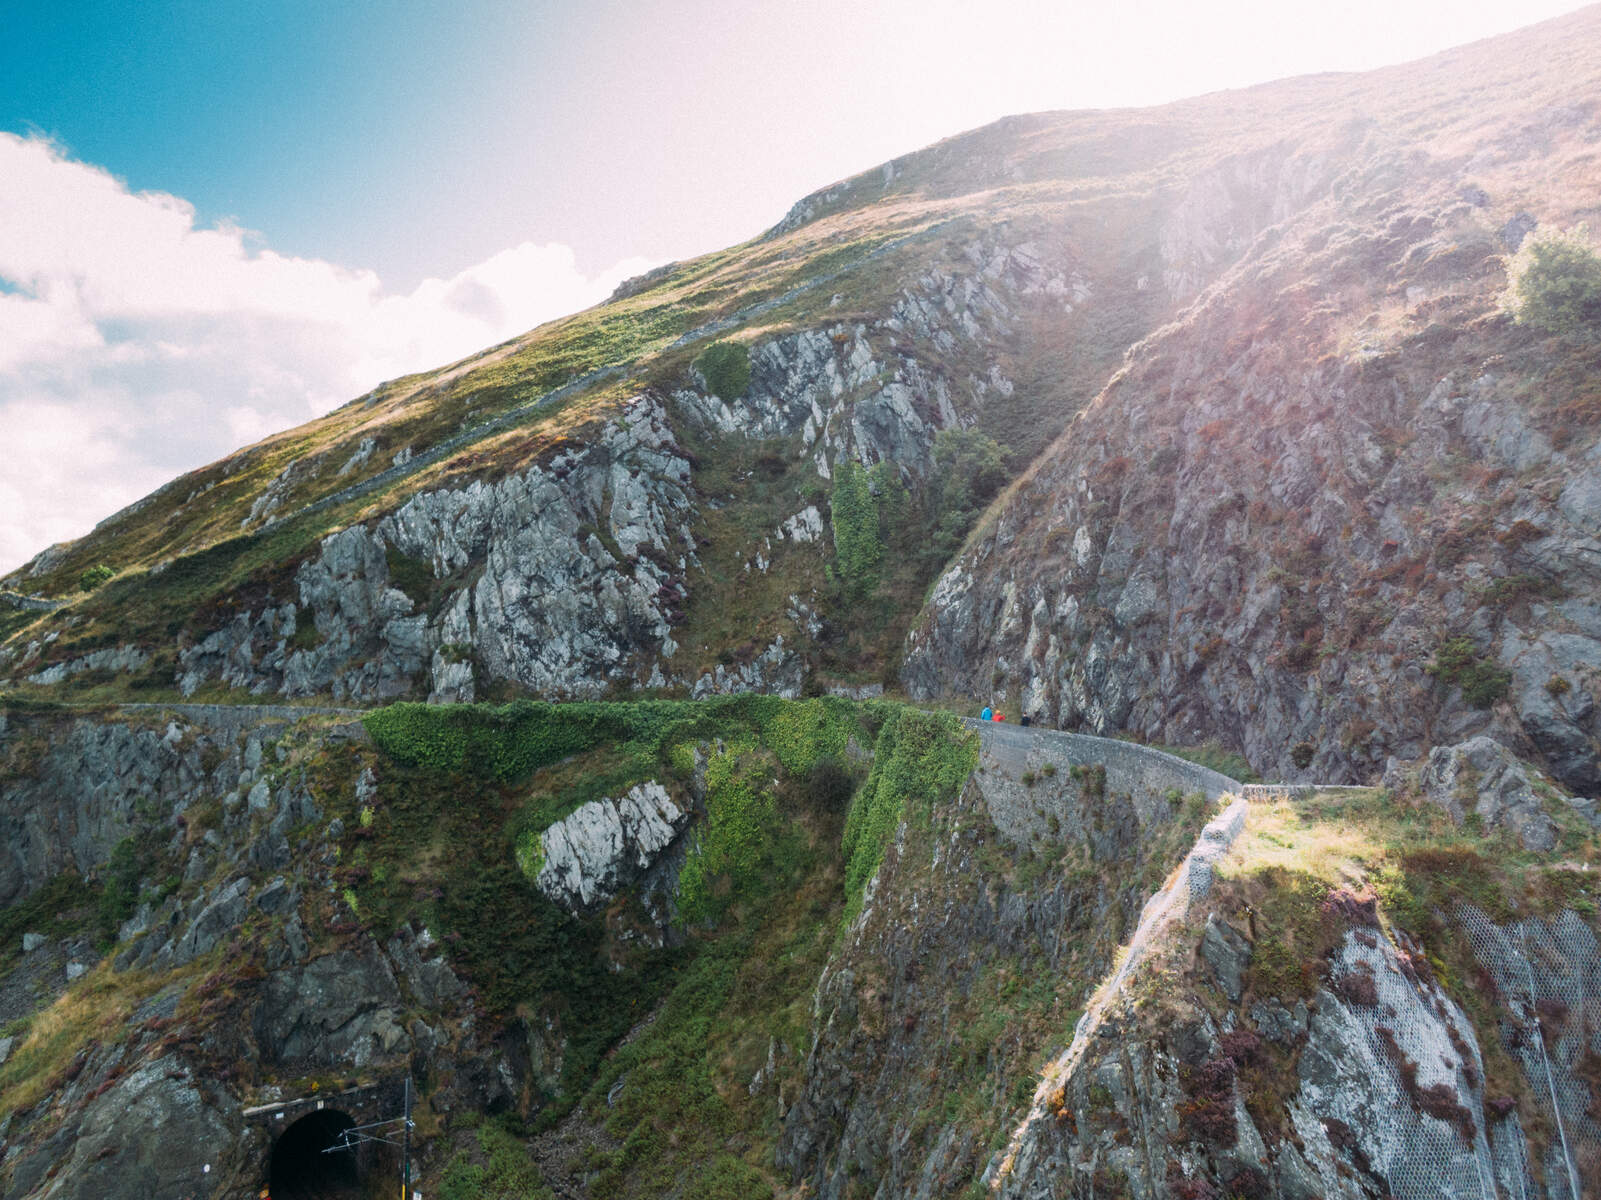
(0, 705), (511, 1200)
(89, 232), (1096, 708)
(171, 392), (697, 703)
(989, 872), (1601, 1200)
(903, 101), (1601, 790)
(2, 700), (1598, 1199)
(4, 9), (1601, 1199)
(775, 727), (1219, 1199)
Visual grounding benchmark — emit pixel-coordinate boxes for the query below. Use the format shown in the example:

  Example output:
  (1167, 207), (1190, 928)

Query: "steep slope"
(903, 8), (1601, 790)
(989, 782), (1601, 1200)
(0, 120), (1166, 705)
(12, 10), (1600, 729)
(4, 9), (1601, 1199)
(0, 695), (934, 1199)
(6, 698), (1597, 1200)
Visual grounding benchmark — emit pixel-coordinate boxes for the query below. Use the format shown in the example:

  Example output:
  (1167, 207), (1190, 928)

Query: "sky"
(0, 0), (1591, 575)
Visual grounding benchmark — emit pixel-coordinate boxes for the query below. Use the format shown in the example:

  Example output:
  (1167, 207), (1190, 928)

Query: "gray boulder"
(1200, 913), (1251, 1003)
(25, 1055), (232, 1200)
(1419, 736), (1556, 851)
(170, 877), (252, 966)
(253, 946), (404, 1066)
(535, 781), (690, 911)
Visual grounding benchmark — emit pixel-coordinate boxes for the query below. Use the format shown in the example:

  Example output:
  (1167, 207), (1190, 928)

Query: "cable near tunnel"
(268, 1109), (360, 1200)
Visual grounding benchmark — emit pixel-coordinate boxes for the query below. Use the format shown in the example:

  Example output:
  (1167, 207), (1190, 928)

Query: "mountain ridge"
(3, 10), (1601, 1198)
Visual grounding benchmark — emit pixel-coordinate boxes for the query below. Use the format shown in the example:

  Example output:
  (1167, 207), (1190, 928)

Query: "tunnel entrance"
(268, 1109), (360, 1200)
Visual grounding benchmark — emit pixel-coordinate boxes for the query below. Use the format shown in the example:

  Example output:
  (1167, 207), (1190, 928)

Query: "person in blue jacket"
(980, 706), (993, 721)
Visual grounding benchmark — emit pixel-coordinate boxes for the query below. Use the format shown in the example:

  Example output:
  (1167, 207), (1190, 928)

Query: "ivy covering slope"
(350, 695), (973, 1192)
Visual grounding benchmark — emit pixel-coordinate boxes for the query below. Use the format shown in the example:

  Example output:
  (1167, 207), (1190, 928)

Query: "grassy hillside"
(14, 7), (1600, 708)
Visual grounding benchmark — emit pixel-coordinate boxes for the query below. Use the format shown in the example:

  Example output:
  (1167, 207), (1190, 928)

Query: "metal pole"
(400, 1076), (411, 1200)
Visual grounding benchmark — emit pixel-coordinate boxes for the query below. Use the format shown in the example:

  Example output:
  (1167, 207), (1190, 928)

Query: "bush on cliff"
(694, 340), (751, 400)
(828, 460), (881, 599)
(78, 564), (114, 593)
(1506, 227), (1601, 337)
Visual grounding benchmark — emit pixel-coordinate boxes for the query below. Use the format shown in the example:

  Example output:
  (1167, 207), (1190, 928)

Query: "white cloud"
(0, 133), (652, 576)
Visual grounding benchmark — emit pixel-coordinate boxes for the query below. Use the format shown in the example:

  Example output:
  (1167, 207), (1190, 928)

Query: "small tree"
(79, 563), (115, 593)
(1505, 227), (1601, 337)
(694, 340), (751, 400)
(829, 460), (881, 599)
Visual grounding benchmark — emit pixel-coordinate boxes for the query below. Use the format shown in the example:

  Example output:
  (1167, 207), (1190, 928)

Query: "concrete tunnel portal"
(267, 1108), (360, 1200)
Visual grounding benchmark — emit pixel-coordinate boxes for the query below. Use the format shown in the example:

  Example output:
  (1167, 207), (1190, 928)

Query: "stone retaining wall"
(0, 592), (63, 613)
(967, 719), (1240, 800)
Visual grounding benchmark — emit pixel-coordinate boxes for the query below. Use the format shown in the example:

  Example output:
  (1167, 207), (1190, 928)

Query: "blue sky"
(0, 0), (1591, 573)
(3, 1), (585, 285)
(11, 0), (1588, 288)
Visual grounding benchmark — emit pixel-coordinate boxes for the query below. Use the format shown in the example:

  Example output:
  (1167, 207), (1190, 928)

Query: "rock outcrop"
(1417, 735), (1559, 851)
(534, 781), (690, 913)
(905, 170), (1601, 793)
(177, 393), (698, 702)
(776, 725), (1204, 1198)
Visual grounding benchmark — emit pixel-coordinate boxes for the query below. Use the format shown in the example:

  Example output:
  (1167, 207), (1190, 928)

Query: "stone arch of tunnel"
(267, 1108), (361, 1200)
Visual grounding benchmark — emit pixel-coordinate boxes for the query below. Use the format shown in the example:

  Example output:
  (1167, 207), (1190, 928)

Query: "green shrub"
(363, 700), (695, 780)
(829, 460), (881, 599)
(1290, 742), (1316, 770)
(760, 695), (854, 775)
(96, 832), (160, 943)
(1428, 636), (1511, 709)
(676, 740), (777, 924)
(78, 564), (115, 593)
(385, 545), (433, 609)
(841, 708), (976, 919)
(924, 428), (1010, 567)
(438, 1155), (486, 1200)
(692, 1155), (775, 1200)
(438, 1123), (554, 1200)
(694, 340), (751, 400)
(1506, 227), (1601, 337)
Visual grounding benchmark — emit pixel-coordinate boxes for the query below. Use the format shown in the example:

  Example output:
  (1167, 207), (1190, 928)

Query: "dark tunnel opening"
(268, 1109), (360, 1200)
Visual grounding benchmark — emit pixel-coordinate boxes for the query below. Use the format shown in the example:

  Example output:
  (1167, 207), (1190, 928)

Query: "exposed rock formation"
(534, 781), (690, 912)
(1418, 735), (1559, 851)
(905, 198), (1601, 792)
(177, 393), (697, 701)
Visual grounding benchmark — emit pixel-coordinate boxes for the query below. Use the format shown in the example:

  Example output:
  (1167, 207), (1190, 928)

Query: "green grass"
(841, 707), (977, 923)
(438, 1120), (555, 1200)
(348, 694), (921, 1139)
(1148, 740), (1261, 783)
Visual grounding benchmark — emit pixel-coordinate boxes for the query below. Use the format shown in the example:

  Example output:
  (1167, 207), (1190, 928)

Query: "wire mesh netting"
(1185, 798), (1247, 902)
(1328, 927), (1500, 1198)
(1457, 905), (1600, 1200)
